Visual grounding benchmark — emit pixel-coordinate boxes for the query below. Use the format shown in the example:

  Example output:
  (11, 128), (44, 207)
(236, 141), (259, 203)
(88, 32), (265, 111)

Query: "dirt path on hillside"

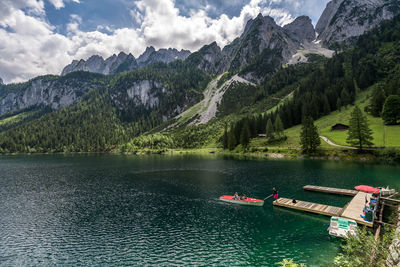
(320, 135), (357, 149)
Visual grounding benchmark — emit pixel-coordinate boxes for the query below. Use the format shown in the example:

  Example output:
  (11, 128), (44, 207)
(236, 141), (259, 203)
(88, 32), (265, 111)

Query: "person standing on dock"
(273, 187), (278, 200)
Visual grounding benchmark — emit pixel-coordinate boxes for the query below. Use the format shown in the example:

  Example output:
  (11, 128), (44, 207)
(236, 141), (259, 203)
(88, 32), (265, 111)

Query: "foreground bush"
(334, 228), (396, 267)
(374, 148), (400, 164)
(277, 258), (306, 267)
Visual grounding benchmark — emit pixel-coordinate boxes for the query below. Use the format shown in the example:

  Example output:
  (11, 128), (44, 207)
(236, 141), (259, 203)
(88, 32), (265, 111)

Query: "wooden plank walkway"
(273, 198), (343, 217)
(274, 192), (374, 227)
(303, 185), (358, 196)
(341, 192), (373, 227)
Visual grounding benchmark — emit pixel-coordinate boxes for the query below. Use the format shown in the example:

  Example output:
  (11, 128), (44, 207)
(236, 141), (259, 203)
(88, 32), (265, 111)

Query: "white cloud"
(262, 7), (294, 26)
(0, 0), (44, 19)
(267, 0), (330, 24)
(48, 0), (65, 9)
(0, 10), (72, 83)
(47, 0), (80, 10)
(0, 0), (296, 84)
(130, 9), (144, 24)
(135, 0), (294, 51)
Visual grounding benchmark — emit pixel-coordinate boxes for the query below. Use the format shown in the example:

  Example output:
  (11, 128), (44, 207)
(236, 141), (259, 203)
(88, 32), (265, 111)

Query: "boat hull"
(379, 187), (395, 196)
(219, 195), (264, 206)
(328, 217), (357, 238)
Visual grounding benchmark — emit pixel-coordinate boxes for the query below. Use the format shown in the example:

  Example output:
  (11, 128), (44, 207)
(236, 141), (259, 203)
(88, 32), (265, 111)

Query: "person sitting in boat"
(240, 194), (247, 200)
(273, 187), (279, 200)
(233, 192), (239, 200)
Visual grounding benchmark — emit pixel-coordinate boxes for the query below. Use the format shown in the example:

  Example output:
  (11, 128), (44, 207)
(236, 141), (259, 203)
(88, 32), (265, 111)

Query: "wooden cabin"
(331, 123), (349, 131)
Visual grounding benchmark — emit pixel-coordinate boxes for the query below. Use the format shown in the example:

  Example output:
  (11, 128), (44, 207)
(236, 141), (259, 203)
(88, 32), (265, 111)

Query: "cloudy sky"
(0, 0), (330, 84)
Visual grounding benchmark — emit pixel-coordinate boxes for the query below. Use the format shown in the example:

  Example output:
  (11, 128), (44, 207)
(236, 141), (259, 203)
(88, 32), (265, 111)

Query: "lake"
(1, 154), (399, 266)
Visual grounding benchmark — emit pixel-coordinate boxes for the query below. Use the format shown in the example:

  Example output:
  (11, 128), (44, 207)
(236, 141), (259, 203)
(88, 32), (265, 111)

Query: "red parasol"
(354, 185), (380, 194)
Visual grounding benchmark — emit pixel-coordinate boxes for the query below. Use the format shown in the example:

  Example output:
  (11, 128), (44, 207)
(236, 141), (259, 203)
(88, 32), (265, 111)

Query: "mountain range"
(61, 47), (191, 76)
(58, 0), (400, 82)
(0, 0), (399, 153)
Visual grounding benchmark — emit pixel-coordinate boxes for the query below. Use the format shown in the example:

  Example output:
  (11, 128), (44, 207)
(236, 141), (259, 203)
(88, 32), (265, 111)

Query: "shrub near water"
(334, 228), (397, 267)
(121, 133), (174, 153)
(374, 148), (400, 163)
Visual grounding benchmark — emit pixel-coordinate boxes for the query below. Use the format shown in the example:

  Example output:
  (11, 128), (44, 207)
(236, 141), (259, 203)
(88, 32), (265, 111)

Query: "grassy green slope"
(274, 88), (400, 149)
(0, 107), (52, 132)
(0, 110), (40, 126)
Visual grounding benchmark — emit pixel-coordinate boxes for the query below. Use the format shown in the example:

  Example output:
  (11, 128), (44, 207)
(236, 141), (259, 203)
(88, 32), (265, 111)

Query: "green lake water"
(1, 154), (400, 266)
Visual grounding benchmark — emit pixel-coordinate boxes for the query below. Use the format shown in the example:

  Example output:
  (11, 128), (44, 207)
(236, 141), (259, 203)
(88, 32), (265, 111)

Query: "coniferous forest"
(222, 16), (400, 150)
(0, 16), (400, 153)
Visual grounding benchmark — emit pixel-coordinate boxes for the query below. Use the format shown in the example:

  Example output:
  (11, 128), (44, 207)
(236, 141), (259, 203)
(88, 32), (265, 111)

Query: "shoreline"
(123, 146), (390, 162)
(2, 147), (396, 164)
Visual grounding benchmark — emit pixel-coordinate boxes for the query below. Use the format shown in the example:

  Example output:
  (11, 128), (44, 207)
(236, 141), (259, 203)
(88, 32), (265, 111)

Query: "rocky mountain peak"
(116, 52), (129, 61)
(315, 0), (343, 35)
(137, 46), (156, 63)
(85, 55), (105, 73)
(136, 46), (191, 68)
(284, 16), (316, 43)
(316, 0), (400, 46)
(87, 55), (103, 61)
(105, 54), (117, 63)
(254, 13), (276, 24)
(145, 46), (156, 53)
(186, 41), (225, 74)
(61, 59), (88, 75)
(61, 45), (191, 76)
(221, 14), (299, 73)
(0, 77), (3, 85)
(191, 13), (322, 76)
(206, 41), (221, 52)
(241, 13), (278, 38)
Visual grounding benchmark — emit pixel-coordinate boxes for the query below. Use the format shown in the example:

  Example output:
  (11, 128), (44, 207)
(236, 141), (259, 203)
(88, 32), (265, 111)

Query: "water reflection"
(0, 154), (399, 266)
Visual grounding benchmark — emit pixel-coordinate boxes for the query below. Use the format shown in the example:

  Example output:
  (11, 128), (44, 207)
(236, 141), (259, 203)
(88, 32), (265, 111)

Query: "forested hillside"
(220, 15), (400, 151)
(0, 13), (400, 154)
(0, 61), (211, 153)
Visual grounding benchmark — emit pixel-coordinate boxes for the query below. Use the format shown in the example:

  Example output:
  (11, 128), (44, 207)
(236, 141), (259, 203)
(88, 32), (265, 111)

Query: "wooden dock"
(303, 185), (358, 196)
(273, 198), (343, 217)
(273, 191), (374, 227)
(341, 192), (373, 227)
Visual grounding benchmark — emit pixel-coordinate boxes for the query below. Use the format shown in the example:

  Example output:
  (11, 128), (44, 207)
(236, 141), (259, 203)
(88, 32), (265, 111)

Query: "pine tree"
(227, 130), (236, 150)
(249, 117), (257, 138)
(336, 98), (342, 111)
(370, 85), (386, 117)
(341, 88), (351, 107)
(382, 95), (400, 125)
(274, 115), (284, 138)
(256, 114), (263, 134)
(240, 121), (251, 148)
(266, 118), (274, 140)
(347, 106), (374, 150)
(300, 116), (321, 153)
(322, 95), (331, 115)
(222, 124), (228, 149)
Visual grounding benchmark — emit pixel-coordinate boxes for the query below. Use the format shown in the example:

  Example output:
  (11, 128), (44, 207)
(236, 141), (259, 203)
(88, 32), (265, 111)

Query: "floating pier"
(303, 185), (358, 196)
(273, 186), (374, 227)
(273, 198), (343, 217)
(340, 191), (373, 227)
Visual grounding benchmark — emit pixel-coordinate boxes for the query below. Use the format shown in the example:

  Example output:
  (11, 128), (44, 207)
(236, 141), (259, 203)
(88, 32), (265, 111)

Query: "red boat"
(219, 195), (264, 206)
(354, 185), (380, 194)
